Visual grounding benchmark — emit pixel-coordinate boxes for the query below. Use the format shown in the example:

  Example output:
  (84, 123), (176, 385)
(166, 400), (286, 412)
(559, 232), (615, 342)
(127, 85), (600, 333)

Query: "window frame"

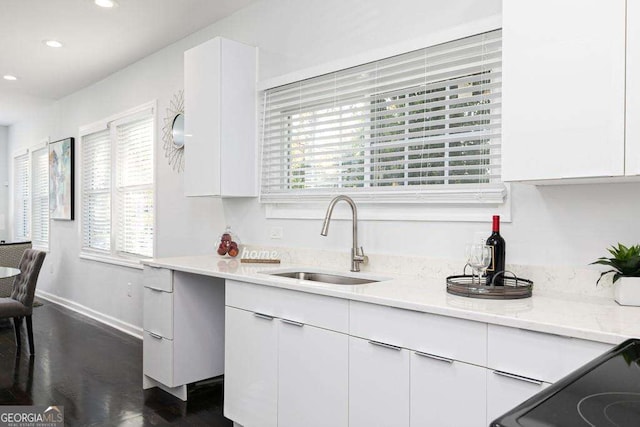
(78, 101), (157, 269)
(257, 20), (509, 222)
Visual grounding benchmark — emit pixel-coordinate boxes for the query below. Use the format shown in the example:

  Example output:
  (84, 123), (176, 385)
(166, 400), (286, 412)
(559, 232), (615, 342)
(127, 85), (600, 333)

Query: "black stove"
(491, 339), (640, 427)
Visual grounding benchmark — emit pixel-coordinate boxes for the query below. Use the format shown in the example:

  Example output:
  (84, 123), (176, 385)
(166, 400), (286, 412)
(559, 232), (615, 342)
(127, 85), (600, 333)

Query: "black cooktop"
(491, 339), (640, 427)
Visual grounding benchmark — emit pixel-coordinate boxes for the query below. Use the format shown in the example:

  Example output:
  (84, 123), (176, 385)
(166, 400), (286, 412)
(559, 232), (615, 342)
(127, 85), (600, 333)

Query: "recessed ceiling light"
(44, 40), (63, 48)
(3, 75), (17, 81)
(95, 0), (117, 7)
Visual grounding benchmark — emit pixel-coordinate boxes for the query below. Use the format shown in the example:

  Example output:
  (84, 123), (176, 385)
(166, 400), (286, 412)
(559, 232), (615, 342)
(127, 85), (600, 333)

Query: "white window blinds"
(260, 30), (503, 203)
(80, 104), (155, 260)
(13, 153), (29, 240)
(31, 146), (49, 247)
(81, 129), (111, 252)
(115, 116), (154, 257)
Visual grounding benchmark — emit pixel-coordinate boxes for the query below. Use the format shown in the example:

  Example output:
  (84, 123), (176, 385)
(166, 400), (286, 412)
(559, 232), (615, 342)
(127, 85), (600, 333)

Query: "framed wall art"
(49, 137), (74, 220)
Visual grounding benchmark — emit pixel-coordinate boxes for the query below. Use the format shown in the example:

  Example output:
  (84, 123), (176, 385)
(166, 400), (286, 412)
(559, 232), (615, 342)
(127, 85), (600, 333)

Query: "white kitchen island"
(141, 255), (640, 426)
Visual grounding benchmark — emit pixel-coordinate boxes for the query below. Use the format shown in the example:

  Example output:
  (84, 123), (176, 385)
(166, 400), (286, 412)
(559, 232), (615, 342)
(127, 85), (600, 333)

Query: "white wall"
(0, 126), (8, 241)
(8, 0), (639, 330)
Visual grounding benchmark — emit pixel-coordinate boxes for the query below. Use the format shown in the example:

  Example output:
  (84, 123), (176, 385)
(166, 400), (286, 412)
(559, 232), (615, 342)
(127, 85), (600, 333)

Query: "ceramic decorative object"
(614, 277), (640, 306)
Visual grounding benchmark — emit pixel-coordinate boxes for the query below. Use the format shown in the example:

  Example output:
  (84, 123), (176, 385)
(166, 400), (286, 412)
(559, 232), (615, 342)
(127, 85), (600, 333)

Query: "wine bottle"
(485, 215), (506, 286)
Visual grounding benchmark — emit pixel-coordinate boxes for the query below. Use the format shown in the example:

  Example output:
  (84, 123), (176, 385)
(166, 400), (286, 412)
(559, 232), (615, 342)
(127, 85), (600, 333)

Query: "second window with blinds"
(261, 30), (504, 208)
(79, 102), (155, 267)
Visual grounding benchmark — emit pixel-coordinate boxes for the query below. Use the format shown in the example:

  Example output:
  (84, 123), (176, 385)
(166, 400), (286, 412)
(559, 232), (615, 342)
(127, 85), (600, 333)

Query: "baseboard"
(35, 289), (143, 340)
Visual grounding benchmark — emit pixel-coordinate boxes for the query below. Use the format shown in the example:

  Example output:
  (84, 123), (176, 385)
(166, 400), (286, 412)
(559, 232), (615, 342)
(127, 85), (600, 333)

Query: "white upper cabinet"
(184, 37), (257, 197)
(627, 0), (640, 175)
(502, 0), (627, 182)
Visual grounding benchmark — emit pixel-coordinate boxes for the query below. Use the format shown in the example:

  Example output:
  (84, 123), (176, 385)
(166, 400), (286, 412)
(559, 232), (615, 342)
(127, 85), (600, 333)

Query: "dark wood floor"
(0, 301), (233, 426)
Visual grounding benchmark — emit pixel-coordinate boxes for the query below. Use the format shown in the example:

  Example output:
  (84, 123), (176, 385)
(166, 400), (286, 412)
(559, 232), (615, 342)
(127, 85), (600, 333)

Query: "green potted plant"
(591, 243), (640, 306)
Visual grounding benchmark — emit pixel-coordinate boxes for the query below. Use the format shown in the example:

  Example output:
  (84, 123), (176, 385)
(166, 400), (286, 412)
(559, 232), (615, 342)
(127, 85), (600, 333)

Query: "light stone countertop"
(142, 254), (640, 345)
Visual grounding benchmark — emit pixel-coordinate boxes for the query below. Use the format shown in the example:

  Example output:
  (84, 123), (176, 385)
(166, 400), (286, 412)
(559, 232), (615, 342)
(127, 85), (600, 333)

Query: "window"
(13, 152), (29, 241)
(80, 103), (155, 265)
(31, 146), (49, 248)
(12, 144), (50, 247)
(260, 30), (504, 204)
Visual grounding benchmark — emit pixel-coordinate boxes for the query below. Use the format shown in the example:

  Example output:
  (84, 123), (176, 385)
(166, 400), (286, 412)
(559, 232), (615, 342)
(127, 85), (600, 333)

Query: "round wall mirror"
(172, 114), (185, 148)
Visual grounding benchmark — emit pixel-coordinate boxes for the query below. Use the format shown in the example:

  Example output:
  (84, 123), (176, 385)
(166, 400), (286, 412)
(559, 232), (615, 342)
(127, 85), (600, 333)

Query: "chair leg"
(25, 316), (34, 354)
(13, 317), (23, 349)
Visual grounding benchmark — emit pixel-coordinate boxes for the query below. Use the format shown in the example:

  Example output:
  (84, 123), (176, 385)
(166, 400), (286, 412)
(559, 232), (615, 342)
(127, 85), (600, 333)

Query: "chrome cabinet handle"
(281, 318), (304, 327)
(254, 313), (275, 321)
(492, 370), (543, 386)
(368, 340), (402, 351)
(147, 286), (164, 292)
(414, 351), (454, 364)
(148, 332), (163, 339)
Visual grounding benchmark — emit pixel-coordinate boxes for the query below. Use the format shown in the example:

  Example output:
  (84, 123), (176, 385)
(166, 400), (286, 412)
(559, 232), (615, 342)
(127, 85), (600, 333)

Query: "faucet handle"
(355, 247), (368, 264)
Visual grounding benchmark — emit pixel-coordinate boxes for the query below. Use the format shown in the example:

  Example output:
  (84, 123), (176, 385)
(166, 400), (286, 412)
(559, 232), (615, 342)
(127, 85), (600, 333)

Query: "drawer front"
(349, 301), (487, 366)
(225, 280), (349, 333)
(143, 331), (174, 386)
(487, 368), (550, 424)
(143, 266), (173, 292)
(488, 324), (613, 383)
(143, 287), (173, 339)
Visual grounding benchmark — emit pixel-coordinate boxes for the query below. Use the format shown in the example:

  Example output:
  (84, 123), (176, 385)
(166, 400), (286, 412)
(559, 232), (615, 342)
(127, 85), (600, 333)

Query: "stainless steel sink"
(268, 271), (379, 285)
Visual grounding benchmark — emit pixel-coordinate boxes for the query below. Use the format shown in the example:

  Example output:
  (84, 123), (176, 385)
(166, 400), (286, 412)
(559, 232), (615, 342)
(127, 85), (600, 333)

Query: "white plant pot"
(614, 277), (640, 306)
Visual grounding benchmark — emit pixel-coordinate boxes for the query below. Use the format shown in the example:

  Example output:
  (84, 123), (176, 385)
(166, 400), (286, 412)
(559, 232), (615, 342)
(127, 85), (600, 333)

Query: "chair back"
(0, 242), (32, 298)
(10, 249), (46, 310)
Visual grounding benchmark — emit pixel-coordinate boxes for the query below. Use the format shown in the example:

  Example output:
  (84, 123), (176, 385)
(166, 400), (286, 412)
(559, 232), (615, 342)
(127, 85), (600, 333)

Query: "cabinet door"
(143, 331), (174, 386)
(184, 38), (222, 196)
(349, 337), (410, 427)
(486, 370), (549, 425)
(183, 37), (256, 197)
(278, 319), (348, 427)
(224, 307), (278, 427)
(410, 352), (486, 427)
(502, 0), (626, 181)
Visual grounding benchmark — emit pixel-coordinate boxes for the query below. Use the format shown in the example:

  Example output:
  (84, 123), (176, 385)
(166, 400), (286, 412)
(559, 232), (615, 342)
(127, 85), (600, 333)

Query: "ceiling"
(0, 0), (257, 126)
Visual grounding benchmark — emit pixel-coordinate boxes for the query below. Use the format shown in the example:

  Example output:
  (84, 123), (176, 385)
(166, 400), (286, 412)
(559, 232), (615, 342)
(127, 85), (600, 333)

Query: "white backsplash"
(242, 244), (615, 299)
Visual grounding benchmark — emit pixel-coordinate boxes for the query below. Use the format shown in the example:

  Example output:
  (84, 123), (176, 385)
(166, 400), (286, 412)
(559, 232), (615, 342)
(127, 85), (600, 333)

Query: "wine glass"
(465, 244), (492, 286)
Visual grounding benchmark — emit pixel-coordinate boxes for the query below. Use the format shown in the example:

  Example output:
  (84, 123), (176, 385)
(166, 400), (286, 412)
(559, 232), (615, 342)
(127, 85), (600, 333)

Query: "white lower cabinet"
(486, 369), (550, 424)
(485, 324), (611, 424)
(278, 321), (348, 427)
(224, 307), (278, 427)
(411, 352), (486, 427)
(224, 280), (349, 427)
(223, 281), (614, 427)
(349, 337), (410, 427)
(142, 268), (226, 400)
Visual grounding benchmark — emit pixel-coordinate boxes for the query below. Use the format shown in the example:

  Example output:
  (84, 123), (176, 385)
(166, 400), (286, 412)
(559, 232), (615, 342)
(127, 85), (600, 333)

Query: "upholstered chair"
(0, 242), (32, 297)
(0, 249), (46, 354)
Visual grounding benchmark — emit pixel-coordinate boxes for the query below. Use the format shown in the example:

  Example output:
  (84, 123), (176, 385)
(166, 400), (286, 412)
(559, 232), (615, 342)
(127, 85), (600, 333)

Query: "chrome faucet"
(320, 195), (367, 272)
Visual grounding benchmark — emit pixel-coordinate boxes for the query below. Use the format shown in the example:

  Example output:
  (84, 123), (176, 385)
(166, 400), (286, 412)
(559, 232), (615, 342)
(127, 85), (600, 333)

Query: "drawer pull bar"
(281, 319), (304, 327)
(148, 332), (163, 340)
(368, 340), (402, 351)
(492, 370), (543, 385)
(414, 351), (454, 364)
(254, 313), (275, 321)
(146, 287), (164, 292)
